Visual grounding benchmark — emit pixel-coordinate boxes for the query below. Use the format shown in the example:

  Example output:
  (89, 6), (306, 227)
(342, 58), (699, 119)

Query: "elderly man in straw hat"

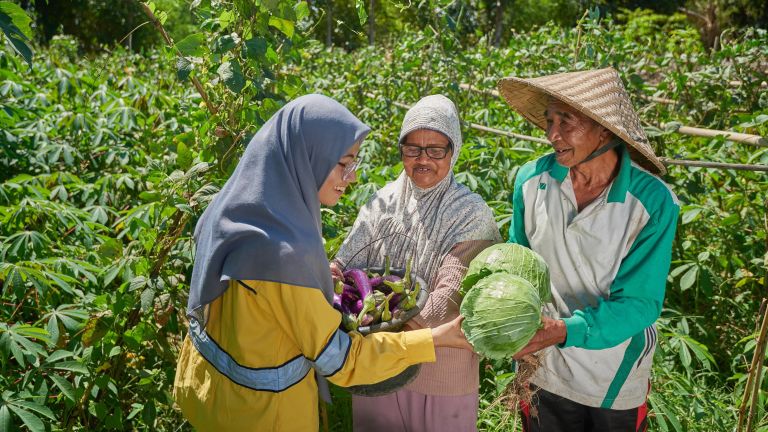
(497, 68), (680, 431)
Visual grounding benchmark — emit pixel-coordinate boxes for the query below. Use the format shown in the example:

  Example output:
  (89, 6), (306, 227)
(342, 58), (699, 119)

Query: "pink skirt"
(352, 389), (478, 432)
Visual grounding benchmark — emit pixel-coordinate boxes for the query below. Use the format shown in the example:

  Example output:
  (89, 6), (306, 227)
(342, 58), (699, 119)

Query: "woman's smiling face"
(401, 129), (453, 189)
(318, 140), (360, 206)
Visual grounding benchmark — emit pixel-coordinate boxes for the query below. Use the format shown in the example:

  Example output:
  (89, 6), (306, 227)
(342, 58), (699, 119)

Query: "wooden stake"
(457, 84), (767, 147)
(366, 93), (768, 172)
(742, 299), (768, 431)
(663, 124), (767, 147)
(659, 158), (768, 172)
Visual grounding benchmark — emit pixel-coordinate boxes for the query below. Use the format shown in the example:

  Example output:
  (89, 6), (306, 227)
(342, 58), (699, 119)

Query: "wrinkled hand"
(513, 316), (567, 359)
(431, 315), (473, 351)
(330, 261), (344, 282)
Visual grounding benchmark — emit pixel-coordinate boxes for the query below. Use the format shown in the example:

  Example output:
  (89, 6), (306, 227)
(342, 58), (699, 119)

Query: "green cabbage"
(460, 273), (542, 359)
(461, 243), (551, 302)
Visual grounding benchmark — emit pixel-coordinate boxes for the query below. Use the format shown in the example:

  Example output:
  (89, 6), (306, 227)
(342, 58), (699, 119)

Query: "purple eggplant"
(345, 268), (379, 325)
(344, 269), (374, 299)
(369, 276), (384, 287)
(342, 291), (363, 314)
(388, 292), (401, 310)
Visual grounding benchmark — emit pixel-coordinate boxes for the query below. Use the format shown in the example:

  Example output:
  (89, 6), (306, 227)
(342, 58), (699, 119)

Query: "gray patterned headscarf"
(189, 94), (371, 322)
(335, 95), (500, 286)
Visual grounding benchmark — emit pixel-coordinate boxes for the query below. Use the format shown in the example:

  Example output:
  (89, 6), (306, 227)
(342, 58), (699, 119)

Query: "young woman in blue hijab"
(173, 94), (471, 431)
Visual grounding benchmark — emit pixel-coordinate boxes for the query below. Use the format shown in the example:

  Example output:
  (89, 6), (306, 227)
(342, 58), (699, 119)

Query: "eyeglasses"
(339, 158), (359, 181)
(399, 144), (452, 160)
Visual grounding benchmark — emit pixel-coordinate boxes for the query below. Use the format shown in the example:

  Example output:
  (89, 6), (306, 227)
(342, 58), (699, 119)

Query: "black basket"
(345, 267), (429, 396)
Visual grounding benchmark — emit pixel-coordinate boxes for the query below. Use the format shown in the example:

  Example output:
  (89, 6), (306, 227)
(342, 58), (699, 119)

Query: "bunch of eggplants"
(333, 257), (421, 332)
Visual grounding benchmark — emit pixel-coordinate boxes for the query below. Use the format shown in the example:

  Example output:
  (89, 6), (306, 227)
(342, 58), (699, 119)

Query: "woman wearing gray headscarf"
(332, 95), (502, 431)
(173, 94), (471, 431)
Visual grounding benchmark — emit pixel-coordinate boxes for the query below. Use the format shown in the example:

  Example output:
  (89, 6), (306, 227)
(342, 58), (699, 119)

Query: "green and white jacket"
(509, 146), (679, 409)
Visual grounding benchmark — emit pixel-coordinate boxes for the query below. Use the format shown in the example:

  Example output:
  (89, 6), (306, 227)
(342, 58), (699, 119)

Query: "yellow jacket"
(174, 280), (435, 431)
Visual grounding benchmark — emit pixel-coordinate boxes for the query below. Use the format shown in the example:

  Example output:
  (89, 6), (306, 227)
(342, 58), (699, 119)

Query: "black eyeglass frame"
(398, 143), (453, 160)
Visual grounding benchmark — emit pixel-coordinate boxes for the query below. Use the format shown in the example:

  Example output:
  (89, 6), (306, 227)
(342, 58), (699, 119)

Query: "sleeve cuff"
(561, 314), (588, 348)
(403, 328), (436, 364)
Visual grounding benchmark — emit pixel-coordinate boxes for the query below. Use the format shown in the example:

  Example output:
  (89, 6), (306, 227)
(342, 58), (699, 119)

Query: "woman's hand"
(431, 315), (473, 351)
(330, 261), (344, 282)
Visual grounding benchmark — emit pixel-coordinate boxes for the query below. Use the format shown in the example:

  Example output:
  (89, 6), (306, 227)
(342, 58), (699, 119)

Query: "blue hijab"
(188, 94), (370, 320)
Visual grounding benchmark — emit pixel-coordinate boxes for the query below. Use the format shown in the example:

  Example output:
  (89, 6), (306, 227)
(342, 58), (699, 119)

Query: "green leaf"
(11, 401), (54, 421)
(217, 60), (245, 94)
(81, 313), (109, 348)
(0, 405), (11, 432)
(681, 207), (702, 224)
(670, 263), (694, 278)
(176, 56), (193, 81)
(218, 10), (235, 29)
(0, 12), (33, 67)
(140, 287), (156, 313)
(46, 315), (60, 345)
(295, 1), (309, 21)
(355, 0), (368, 26)
(45, 350), (74, 364)
(108, 346), (122, 357)
(0, 2), (32, 39)
(126, 403), (143, 420)
(177, 141), (193, 169)
(244, 37), (267, 60)
(214, 32), (240, 53)
(53, 360), (89, 375)
(264, 45), (278, 64)
(139, 191), (161, 202)
(49, 374), (77, 402)
(129, 276), (147, 292)
(268, 16), (294, 38)
(680, 265), (698, 291)
(175, 33), (206, 56)
(6, 406), (43, 432)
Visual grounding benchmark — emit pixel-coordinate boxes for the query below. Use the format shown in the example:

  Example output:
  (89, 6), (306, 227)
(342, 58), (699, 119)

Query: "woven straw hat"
(497, 67), (665, 175)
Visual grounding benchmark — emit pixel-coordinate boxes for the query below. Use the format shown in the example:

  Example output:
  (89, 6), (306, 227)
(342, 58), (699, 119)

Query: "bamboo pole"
(662, 124), (767, 147)
(458, 84), (767, 147)
(369, 93), (768, 172)
(738, 299), (768, 431)
(730, 80), (768, 89)
(737, 298), (767, 431)
(658, 158), (768, 172)
(467, 122), (550, 144)
(458, 83), (676, 105)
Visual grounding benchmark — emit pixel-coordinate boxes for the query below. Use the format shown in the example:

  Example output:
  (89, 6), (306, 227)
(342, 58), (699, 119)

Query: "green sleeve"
(562, 198), (679, 349)
(508, 164), (531, 247)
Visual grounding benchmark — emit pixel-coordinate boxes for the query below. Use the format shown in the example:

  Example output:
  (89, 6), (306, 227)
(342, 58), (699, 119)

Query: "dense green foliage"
(0, 2), (767, 431)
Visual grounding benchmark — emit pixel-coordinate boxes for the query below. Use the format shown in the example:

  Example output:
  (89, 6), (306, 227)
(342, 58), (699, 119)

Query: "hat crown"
(499, 67), (665, 175)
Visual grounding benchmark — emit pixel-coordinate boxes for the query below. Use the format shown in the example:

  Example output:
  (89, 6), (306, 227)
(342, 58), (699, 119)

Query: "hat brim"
(497, 76), (666, 175)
